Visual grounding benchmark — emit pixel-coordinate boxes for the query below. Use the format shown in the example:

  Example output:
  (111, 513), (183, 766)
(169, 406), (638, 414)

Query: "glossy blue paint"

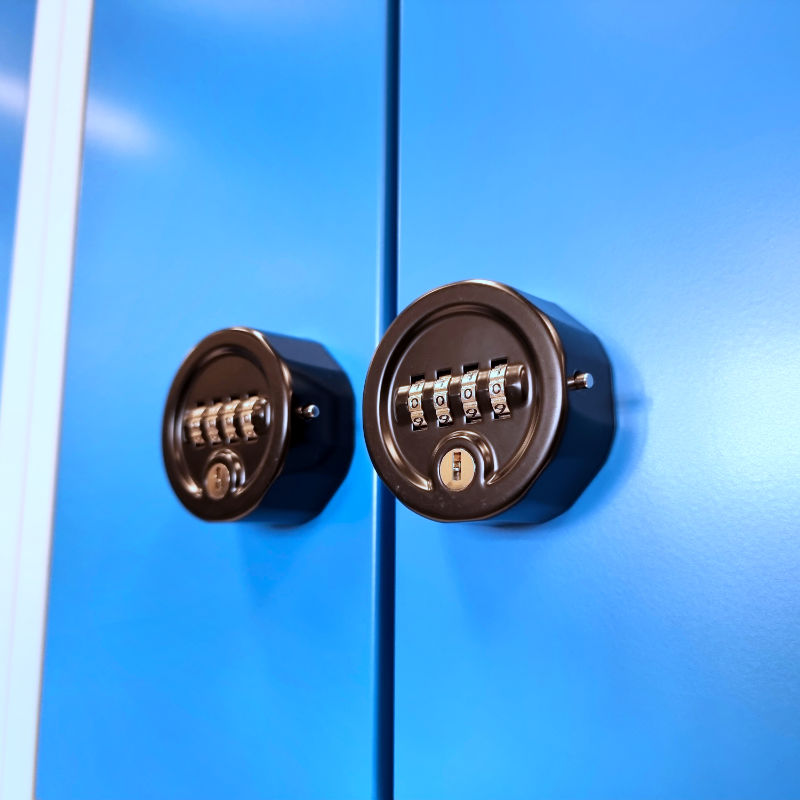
(0, 2), (36, 373)
(37, 2), (386, 798)
(396, 2), (800, 798)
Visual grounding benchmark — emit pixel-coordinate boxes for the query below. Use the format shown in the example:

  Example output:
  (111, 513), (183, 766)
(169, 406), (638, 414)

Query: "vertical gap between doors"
(376, 0), (400, 798)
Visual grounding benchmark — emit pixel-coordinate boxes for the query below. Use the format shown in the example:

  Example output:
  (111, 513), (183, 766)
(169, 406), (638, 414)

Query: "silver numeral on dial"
(460, 370), (481, 422)
(202, 402), (224, 445)
(488, 364), (511, 418)
(433, 375), (453, 426)
(220, 400), (240, 442)
(185, 407), (205, 446)
(408, 380), (427, 429)
(237, 396), (264, 440)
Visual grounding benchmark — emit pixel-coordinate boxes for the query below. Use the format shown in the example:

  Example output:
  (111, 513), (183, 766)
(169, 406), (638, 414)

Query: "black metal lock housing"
(163, 327), (353, 523)
(363, 280), (615, 523)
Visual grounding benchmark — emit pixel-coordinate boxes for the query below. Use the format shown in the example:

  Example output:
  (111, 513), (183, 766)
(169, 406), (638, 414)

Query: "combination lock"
(162, 327), (353, 523)
(363, 280), (615, 523)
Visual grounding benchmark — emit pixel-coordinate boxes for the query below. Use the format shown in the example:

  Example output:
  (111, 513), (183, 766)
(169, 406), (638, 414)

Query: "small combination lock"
(363, 280), (615, 523)
(162, 327), (353, 523)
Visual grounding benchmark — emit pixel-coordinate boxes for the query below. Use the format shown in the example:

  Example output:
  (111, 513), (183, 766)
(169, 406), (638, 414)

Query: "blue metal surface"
(395, 3), (800, 798)
(0, 2), (36, 374)
(37, 2), (386, 798)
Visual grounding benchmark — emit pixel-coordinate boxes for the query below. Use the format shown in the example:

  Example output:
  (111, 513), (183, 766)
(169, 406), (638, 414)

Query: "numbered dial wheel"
(363, 280), (615, 524)
(163, 327), (354, 523)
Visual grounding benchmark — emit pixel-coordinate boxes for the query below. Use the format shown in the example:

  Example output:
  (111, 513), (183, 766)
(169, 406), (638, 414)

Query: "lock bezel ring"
(162, 327), (292, 521)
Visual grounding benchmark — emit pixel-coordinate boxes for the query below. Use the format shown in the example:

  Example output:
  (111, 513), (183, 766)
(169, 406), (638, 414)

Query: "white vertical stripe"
(0, 0), (93, 797)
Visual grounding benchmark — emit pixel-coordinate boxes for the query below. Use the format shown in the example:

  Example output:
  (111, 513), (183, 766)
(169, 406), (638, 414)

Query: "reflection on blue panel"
(396, 2), (800, 799)
(0, 2), (36, 374)
(37, 2), (384, 799)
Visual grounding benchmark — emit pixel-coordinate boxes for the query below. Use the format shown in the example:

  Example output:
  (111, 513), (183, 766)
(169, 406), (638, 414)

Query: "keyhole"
(438, 446), (475, 491)
(205, 461), (232, 500)
(452, 450), (462, 482)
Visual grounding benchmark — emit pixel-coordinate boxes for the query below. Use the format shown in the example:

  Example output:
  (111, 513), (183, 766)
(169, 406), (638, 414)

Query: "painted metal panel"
(395, 3), (800, 798)
(0, 2), (36, 371)
(36, 2), (386, 798)
(0, 2), (93, 796)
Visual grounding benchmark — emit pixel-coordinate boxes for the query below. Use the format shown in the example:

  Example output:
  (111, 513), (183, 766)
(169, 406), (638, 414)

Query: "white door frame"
(0, 0), (93, 797)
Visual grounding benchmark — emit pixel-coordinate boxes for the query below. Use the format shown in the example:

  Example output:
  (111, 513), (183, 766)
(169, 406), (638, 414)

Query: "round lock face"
(363, 281), (568, 522)
(163, 328), (291, 521)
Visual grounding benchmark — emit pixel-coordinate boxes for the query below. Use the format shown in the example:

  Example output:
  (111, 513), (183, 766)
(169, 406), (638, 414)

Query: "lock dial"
(163, 327), (353, 523)
(363, 280), (615, 523)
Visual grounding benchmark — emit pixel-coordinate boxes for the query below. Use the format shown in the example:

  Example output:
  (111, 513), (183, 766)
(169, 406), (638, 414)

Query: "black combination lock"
(162, 327), (353, 523)
(363, 280), (615, 523)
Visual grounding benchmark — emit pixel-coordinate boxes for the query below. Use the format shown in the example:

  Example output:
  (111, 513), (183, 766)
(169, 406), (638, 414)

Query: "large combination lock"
(162, 327), (353, 523)
(363, 280), (615, 523)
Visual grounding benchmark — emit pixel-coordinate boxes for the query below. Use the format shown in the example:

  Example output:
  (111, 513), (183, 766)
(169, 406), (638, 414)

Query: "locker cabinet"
(16, 1), (800, 797)
(394, 3), (800, 798)
(35, 2), (388, 798)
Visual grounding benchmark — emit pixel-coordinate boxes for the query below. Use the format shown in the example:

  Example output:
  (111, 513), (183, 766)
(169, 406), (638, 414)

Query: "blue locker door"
(395, 3), (800, 799)
(37, 2), (387, 798)
(0, 3), (36, 371)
